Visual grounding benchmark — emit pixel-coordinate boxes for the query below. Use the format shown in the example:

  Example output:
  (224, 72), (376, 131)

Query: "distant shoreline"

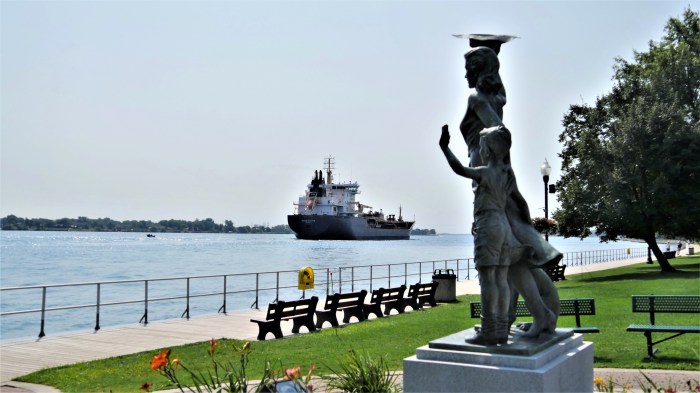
(0, 215), (436, 236)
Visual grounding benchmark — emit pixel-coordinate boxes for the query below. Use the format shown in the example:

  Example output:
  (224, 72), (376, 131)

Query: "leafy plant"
(531, 217), (558, 235)
(146, 339), (276, 393)
(322, 349), (400, 393)
(594, 371), (700, 393)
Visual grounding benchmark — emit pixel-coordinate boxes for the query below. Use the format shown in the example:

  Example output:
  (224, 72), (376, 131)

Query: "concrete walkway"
(1, 251), (697, 392)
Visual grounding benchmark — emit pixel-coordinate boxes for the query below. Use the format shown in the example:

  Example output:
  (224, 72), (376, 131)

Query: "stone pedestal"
(403, 328), (593, 392)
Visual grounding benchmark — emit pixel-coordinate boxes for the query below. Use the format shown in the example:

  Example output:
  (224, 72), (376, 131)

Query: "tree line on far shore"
(0, 215), (436, 235)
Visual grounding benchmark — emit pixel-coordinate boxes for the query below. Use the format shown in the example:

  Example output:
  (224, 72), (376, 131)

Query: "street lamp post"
(540, 158), (552, 242)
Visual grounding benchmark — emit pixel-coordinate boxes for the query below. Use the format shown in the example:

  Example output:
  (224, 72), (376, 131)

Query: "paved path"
(1, 251), (697, 392)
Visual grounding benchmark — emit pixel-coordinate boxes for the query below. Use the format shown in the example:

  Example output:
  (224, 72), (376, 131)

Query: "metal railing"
(0, 247), (647, 339)
(562, 246), (647, 266)
(0, 258), (472, 339)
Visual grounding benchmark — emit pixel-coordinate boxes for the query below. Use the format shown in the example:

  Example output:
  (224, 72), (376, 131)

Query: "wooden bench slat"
(250, 296), (319, 340)
(543, 264), (567, 282)
(363, 285), (406, 318)
(405, 281), (438, 310)
(315, 290), (367, 328)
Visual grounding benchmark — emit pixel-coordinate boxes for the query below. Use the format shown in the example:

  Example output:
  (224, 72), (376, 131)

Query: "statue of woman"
(456, 46), (563, 339)
(460, 46), (506, 170)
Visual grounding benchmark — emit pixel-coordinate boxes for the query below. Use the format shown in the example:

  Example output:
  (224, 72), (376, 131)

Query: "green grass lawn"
(17, 256), (700, 393)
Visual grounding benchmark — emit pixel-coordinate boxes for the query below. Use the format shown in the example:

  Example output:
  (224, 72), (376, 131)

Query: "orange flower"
(171, 358), (180, 368)
(150, 349), (169, 370)
(285, 366), (301, 380)
(209, 338), (219, 354)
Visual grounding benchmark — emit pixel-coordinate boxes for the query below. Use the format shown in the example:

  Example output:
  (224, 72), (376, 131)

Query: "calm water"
(0, 231), (644, 341)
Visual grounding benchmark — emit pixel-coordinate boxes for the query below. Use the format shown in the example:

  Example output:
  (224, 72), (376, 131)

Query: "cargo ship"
(287, 158), (414, 240)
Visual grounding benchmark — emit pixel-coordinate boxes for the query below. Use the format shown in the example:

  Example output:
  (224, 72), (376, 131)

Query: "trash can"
(432, 269), (456, 302)
(689, 246), (695, 255)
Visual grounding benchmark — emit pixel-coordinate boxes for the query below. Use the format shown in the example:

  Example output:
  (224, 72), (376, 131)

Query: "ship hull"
(288, 214), (412, 240)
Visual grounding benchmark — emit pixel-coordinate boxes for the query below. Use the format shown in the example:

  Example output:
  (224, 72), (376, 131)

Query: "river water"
(0, 231), (644, 341)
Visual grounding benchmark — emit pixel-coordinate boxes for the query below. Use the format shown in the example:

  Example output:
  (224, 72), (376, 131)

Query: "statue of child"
(440, 124), (518, 344)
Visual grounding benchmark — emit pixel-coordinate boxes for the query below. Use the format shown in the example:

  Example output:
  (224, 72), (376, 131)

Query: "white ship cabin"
(295, 169), (364, 217)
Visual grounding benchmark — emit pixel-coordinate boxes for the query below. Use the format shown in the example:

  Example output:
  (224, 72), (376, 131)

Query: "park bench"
(470, 298), (599, 333)
(315, 290), (367, 328)
(626, 295), (700, 357)
(250, 296), (318, 340)
(404, 281), (439, 311)
(663, 251), (676, 259)
(543, 264), (567, 282)
(363, 285), (407, 318)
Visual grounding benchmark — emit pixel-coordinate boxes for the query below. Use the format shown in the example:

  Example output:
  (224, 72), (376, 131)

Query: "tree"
(554, 8), (700, 272)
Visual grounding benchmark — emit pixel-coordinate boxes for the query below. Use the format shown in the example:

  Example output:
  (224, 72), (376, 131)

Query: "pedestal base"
(403, 328), (593, 392)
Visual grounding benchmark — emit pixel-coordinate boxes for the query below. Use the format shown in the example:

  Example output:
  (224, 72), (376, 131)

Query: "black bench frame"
(404, 281), (438, 310)
(315, 290), (367, 328)
(470, 298), (599, 333)
(363, 285), (406, 318)
(250, 296), (318, 340)
(663, 251), (676, 259)
(626, 295), (700, 357)
(543, 264), (567, 282)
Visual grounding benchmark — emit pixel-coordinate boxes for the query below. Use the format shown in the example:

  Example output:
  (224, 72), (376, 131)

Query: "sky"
(1, 1), (694, 234)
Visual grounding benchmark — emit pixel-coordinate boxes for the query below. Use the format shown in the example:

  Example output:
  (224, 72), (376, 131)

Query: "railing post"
(351, 267), (355, 292)
(251, 273), (260, 309)
(326, 269), (331, 295)
(274, 272), (279, 303)
(38, 286), (46, 338)
(139, 280), (149, 325)
(388, 264), (392, 288)
(218, 275), (227, 314)
(95, 283), (101, 331)
(404, 263), (408, 286)
(370, 266), (373, 292)
(338, 268), (342, 294)
(181, 278), (190, 320)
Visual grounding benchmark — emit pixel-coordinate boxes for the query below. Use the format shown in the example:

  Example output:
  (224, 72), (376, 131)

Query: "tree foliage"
(0, 215), (294, 234)
(554, 8), (700, 271)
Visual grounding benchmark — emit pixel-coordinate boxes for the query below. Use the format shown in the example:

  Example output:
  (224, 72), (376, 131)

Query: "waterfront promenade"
(2, 252), (698, 392)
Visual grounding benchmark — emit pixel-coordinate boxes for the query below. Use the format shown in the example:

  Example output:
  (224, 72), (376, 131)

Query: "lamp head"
(540, 158), (552, 177)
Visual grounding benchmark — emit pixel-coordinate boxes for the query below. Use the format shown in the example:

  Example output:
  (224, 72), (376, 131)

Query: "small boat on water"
(287, 157), (415, 240)
(147, 234), (156, 238)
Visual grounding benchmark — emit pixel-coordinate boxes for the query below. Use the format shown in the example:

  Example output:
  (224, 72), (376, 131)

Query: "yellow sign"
(298, 266), (314, 290)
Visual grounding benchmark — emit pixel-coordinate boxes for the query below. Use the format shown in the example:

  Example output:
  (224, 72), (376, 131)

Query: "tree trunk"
(644, 236), (677, 272)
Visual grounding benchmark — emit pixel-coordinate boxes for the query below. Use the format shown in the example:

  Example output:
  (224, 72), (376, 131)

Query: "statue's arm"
(468, 94), (503, 127)
(440, 125), (480, 181)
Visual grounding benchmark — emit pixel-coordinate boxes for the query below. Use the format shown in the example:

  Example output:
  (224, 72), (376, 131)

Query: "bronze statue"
(441, 38), (563, 344)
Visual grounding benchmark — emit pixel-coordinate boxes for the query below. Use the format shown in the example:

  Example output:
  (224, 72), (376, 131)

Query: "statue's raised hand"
(439, 124), (450, 149)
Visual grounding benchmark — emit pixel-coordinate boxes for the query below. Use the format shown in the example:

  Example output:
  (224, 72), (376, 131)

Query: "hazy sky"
(1, 1), (693, 233)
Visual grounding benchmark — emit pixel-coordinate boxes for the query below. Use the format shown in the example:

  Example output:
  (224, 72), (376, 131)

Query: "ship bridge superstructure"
(295, 157), (364, 217)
